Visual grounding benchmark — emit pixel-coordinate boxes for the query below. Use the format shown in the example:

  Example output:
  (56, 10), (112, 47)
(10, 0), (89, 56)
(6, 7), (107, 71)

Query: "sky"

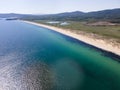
(0, 0), (120, 14)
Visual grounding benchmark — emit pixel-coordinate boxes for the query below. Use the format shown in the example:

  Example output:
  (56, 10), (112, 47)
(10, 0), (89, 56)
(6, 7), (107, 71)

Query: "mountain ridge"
(0, 8), (120, 22)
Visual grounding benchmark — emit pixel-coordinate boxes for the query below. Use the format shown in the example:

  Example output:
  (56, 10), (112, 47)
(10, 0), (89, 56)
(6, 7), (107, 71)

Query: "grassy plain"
(29, 20), (120, 43)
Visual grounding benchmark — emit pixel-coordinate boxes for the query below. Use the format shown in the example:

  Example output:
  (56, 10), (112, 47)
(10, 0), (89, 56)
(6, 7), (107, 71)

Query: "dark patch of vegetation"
(0, 8), (120, 23)
(22, 8), (120, 23)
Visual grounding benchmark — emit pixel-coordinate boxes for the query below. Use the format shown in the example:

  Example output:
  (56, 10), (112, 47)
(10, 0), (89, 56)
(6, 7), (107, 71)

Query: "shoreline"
(23, 20), (120, 56)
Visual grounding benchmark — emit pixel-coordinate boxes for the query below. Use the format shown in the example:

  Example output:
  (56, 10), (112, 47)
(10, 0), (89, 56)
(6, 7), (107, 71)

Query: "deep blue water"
(0, 20), (120, 90)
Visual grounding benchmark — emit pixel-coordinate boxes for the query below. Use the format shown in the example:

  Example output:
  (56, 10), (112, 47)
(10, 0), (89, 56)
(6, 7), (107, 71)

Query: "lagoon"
(0, 20), (120, 90)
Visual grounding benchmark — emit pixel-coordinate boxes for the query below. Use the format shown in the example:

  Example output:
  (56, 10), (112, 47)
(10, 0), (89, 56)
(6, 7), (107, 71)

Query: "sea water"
(0, 20), (120, 90)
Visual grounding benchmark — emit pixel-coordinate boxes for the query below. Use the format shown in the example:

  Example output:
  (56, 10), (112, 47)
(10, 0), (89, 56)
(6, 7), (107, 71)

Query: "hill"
(0, 8), (120, 23)
(22, 8), (120, 23)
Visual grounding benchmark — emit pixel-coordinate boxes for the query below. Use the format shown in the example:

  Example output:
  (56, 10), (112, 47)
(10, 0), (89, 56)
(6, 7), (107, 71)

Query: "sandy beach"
(23, 21), (120, 56)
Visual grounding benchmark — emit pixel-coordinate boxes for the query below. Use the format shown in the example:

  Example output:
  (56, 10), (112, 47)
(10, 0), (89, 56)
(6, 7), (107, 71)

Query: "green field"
(29, 20), (120, 43)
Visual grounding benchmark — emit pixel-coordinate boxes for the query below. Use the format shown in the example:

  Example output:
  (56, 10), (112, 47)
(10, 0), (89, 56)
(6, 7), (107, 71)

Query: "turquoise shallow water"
(0, 20), (120, 90)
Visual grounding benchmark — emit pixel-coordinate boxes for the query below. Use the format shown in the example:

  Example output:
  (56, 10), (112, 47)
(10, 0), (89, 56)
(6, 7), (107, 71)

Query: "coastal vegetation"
(27, 20), (120, 44)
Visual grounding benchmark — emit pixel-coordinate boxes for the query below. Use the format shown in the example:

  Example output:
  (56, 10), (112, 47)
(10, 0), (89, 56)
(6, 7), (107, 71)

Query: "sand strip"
(23, 21), (120, 56)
